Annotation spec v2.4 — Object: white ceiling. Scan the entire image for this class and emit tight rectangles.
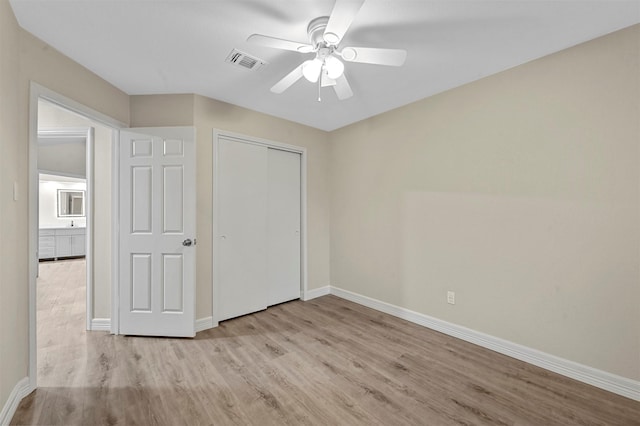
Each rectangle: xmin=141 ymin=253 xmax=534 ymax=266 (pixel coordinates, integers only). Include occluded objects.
xmin=9 ymin=0 xmax=640 ymax=131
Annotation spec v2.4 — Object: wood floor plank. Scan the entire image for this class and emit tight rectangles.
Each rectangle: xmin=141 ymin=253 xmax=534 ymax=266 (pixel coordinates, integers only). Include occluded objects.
xmin=10 ymin=259 xmax=640 ymax=425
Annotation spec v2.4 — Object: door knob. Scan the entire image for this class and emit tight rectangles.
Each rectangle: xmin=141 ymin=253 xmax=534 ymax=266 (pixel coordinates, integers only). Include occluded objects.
xmin=182 ymin=238 xmax=193 ymax=247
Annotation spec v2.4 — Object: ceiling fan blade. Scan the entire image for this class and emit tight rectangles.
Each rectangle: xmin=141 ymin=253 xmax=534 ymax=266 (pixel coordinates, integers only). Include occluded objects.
xmin=340 ymin=47 xmax=407 ymax=66
xmin=323 ymin=0 xmax=365 ymax=45
xmin=247 ymin=34 xmax=314 ymax=53
xmin=333 ymin=74 xmax=353 ymax=100
xmin=270 ymin=62 xmax=305 ymax=94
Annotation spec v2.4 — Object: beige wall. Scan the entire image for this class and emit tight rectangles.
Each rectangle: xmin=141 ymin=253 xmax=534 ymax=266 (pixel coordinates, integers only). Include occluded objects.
xmin=0 ymin=0 xmax=25 ymax=411
xmin=130 ymin=94 xmax=331 ymax=319
xmin=38 ymin=101 xmax=114 ymax=319
xmin=130 ymin=94 xmax=194 ymax=127
xmin=329 ymin=25 xmax=640 ymax=380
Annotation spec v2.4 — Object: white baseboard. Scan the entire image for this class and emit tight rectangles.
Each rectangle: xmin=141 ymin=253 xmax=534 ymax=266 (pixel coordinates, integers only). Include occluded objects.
xmin=303 ymin=285 xmax=330 ymax=301
xmin=330 ymin=286 xmax=640 ymax=402
xmin=89 ymin=318 xmax=111 ymax=331
xmin=0 ymin=377 xmax=31 ymax=426
xmin=195 ymin=316 xmax=216 ymax=333
xmin=90 ymin=317 xmax=218 ymax=334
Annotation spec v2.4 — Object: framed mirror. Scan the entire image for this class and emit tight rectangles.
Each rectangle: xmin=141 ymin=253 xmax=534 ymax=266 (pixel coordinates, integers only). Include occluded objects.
xmin=57 ymin=189 xmax=85 ymax=217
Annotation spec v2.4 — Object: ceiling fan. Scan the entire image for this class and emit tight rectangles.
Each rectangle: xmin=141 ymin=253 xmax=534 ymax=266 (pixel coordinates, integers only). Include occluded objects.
xmin=247 ymin=0 xmax=407 ymax=101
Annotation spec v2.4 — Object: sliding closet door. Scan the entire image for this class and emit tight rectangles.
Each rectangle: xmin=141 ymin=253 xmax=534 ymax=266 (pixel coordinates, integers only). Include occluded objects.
xmin=216 ymin=136 xmax=302 ymax=322
xmin=217 ymin=138 xmax=268 ymax=321
xmin=267 ymin=148 xmax=301 ymax=306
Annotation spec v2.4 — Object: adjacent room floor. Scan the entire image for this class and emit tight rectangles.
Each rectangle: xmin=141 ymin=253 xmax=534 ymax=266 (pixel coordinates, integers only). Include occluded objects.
xmin=11 ymin=260 xmax=639 ymax=425
xmin=35 ymin=258 xmax=87 ymax=390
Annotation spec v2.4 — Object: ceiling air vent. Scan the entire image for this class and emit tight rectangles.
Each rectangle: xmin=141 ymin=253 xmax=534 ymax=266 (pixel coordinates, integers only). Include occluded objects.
xmin=225 ymin=49 xmax=267 ymax=71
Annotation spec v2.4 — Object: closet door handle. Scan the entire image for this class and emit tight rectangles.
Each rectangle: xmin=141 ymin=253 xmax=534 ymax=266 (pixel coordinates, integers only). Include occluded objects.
xmin=182 ymin=238 xmax=193 ymax=247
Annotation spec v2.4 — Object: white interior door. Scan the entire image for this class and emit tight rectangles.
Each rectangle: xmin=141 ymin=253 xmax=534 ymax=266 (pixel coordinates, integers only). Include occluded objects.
xmin=119 ymin=127 xmax=196 ymax=337
xmin=217 ymin=138 xmax=269 ymax=321
xmin=267 ymin=148 xmax=301 ymax=306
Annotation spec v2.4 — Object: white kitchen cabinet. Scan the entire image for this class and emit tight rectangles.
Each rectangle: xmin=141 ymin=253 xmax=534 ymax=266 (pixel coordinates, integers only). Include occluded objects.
xmin=39 ymin=228 xmax=86 ymax=260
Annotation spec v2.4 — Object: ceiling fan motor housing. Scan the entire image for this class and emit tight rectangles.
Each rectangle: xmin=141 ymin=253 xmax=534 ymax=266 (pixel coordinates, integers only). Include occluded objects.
xmin=307 ymin=16 xmax=331 ymax=47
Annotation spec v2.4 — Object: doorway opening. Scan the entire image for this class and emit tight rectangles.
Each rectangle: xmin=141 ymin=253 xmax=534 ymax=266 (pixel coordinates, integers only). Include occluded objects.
xmin=36 ymin=100 xmax=92 ymax=388
xmin=28 ymin=84 xmax=124 ymax=391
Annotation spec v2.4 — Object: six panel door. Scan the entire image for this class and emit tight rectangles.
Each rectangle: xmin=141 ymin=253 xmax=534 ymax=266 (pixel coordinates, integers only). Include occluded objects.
xmin=119 ymin=127 xmax=196 ymax=337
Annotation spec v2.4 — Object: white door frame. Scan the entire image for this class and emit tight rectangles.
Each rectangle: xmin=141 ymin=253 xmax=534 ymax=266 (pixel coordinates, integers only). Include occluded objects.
xmin=27 ymin=82 xmax=126 ymax=392
xmin=212 ymin=129 xmax=309 ymax=326
xmin=111 ymin=128 xmax=121 ymax=335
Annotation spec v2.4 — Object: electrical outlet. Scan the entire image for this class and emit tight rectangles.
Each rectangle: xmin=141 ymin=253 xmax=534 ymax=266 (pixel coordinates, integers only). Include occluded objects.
xmin=447 ymin=291 xmax=455 ymax=305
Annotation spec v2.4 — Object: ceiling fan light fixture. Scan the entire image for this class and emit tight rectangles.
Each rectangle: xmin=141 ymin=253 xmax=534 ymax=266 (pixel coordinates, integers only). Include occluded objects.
xmin=302 ymin=58 xmax=323 ymax=82
xmin=248 ymin=0 xmax=407 ymax=101
xmin=324 ymin=55 xmax=345 ymax=79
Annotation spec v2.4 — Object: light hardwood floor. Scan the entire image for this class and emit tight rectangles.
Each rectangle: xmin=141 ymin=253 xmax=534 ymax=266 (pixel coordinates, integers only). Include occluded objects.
xmin=12 ymin=259 xmax=640 ymax=425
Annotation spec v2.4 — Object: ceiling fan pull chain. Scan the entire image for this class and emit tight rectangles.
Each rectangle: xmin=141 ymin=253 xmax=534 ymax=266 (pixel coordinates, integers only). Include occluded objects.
xmin=318 ymin=71 xmax=322 ymax=102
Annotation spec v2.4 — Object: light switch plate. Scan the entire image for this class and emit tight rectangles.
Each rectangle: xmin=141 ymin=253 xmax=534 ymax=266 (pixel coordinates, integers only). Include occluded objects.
xmin=447 ymin=291 xmax=455 ymax=305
